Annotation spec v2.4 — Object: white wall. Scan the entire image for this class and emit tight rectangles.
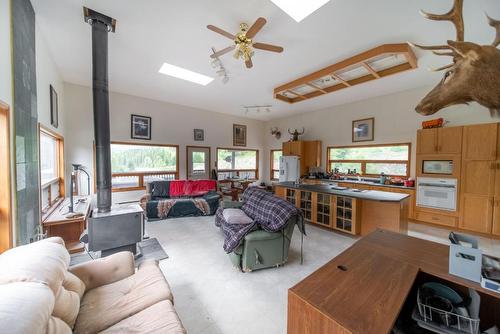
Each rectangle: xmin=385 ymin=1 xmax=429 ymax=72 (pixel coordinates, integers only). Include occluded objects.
xmin=64 ymin=83 xmax=267 ymax=202
xmin=264 ymin=86 xmax=494 ymax=182
xmin=36 ymin=27 xmax=65 ymax=137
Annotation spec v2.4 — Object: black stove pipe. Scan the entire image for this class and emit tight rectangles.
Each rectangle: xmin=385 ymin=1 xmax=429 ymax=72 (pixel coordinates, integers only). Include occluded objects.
xmin=84 ymin=8 xmax=116 ymax=213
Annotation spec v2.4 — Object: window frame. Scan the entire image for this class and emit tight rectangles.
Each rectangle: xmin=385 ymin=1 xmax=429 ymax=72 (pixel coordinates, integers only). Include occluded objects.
xmin=270 ymin=149 xmax=282 ymax=181
xmin=39 ymin=124 xmax=65 ymax=222
xmin=108 ymin=141 xmax=179 ymax=192
xmin=216 ymin=147 xmax=259 ymax=180
xmin=326 ymin=142 xmax=411 ymax=178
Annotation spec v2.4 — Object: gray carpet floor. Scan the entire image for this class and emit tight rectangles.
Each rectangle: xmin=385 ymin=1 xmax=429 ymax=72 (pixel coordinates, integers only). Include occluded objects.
xmin=147 ymin=216 xmax=358 ymax=334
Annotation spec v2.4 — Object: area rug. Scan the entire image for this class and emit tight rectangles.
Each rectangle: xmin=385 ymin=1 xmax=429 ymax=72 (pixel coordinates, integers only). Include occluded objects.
xmin=70 ymin=238 xmax=168 ymax=266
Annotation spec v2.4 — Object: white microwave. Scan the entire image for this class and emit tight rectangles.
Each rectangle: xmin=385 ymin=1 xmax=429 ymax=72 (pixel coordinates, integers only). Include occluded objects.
xmin=417 ymin=177 xmax=458 ymax=211
xmin=422 ymin=160 xmax=453 ymax=175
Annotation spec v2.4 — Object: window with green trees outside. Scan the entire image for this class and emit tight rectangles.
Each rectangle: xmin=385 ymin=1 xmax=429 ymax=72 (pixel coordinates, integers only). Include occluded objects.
xmin=327 ymin=143 xmax=410 ymax=177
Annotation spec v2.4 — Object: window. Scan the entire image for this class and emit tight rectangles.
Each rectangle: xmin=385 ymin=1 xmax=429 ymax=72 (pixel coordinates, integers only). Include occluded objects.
xmin=110 ymin=142 xmax=179 ymax=191
xmin=327 ymin=143 xmax=410 ymax=177
xmin=217 ymin=148 xmax=259 ymax=180
xmin=270 ymin=150 xmax=282 ymax=180
xmin=39 ymin=126 xmax=64 ymax=220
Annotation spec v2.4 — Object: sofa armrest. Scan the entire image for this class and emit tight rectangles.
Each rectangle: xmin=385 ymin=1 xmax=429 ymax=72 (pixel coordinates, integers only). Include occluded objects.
xmin=221 ymin=201 xmax=243 ymax=209
xmin=139 ymin=193 xmax=151 ymax=210
xmin=69 ymin=251 xmax=135 ymax=291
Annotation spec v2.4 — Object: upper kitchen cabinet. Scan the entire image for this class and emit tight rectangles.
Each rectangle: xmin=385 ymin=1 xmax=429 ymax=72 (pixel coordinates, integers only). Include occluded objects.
xmin=417 ymin=127 xmax=462 ymax=155
xmin=282 ymin=140 xmax=322 ymax=176
xmin=462 ymin=123 xmax=498 ymax=161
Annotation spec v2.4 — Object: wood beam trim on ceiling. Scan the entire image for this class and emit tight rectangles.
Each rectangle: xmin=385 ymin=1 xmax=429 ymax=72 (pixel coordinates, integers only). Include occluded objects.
xmin=306 ymin=83 xmax=327 ymax=94
xmin=286 ymin=90 xmax=307 ymax=100
xmin=330 ymin=73 xmax=351 ymax=87
xmin=361 ymin=62 xmax=380 ymax=78
xmin=275 ymin=94 xmax=293 ymax=104
xmin=273 ymin=43 xmax=412 ymax=94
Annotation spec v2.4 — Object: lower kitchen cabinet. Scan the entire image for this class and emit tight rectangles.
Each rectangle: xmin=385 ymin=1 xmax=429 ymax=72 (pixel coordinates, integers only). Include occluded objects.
xmin=415 ymin=210 xmax=457 ymax=228
xmin=459 ymin=194 xmax=494 ymax=234
xmin=299 ymin=191 xmax=313 ymax=223
xmin=492 ymin=196 xmax=500 ymax=236
xmin=333 ymin=196 xmax=359 ymax=235
xmin=316 ymin=193 xmax=333 ymax=228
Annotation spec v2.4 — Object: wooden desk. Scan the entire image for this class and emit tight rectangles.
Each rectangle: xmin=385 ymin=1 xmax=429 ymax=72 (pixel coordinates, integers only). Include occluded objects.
xmin=288 ymin=230 xmax=500 ymax=334
xmin=43 ymin=196 xmax=91 ymax=253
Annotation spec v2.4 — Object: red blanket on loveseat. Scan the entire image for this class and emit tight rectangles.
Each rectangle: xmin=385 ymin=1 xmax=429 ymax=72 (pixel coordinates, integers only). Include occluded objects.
xmin=169 ymin=180 xmax=217 ymax=197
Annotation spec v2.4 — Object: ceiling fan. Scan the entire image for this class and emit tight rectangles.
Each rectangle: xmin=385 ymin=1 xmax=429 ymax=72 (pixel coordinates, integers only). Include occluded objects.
xmin=207 ymin=17 xmax=284 ymax=69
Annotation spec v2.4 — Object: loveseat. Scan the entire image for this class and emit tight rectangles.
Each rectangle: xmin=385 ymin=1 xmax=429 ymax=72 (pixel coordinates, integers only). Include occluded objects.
xmin=140 ymin=179 xmax=220 ymax=219
xmin=215 ymin=187 xmax=304 ymax=272
xmin=0 ymin=237 xmax=186 ymax=333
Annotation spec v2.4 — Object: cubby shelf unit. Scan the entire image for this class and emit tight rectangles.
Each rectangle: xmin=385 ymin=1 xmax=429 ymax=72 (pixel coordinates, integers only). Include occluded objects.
xmin=274 ymin=43 xmax=417 ymax=104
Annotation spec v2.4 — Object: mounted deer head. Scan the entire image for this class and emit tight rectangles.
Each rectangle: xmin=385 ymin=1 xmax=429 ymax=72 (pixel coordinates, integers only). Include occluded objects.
xmin=288 ymin=128 xmax=305 ymax=141
xmin=270 ymin=127 xmax=281 ymax=139
xmin=410 ymin=0 xmax=500 ymax=116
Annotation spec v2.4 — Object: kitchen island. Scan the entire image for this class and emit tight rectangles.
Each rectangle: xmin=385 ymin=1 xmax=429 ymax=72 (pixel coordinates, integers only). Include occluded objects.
xmin=275 ymin=182 xmax=409 ymax=235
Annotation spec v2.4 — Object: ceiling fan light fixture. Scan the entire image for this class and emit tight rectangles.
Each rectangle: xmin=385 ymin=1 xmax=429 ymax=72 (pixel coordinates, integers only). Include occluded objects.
xmin=270 ymin=0 xmax=330 ymax=22
xmin=159 ymin=63 xmax=214 ymax=86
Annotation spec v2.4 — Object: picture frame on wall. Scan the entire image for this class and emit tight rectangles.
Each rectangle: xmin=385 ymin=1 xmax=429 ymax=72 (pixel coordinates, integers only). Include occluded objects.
xmin=352 ymin=117 xmax=374 ymax=142
xmin=194 ymin=129 xmax=204 ymax=141
xmin=233 ymin=124 xmax=247 ymax=147
xmin=50 ymin=85 xmax=58 ymax=128
xmin=131 ymin=114 xmax=151 ymax=140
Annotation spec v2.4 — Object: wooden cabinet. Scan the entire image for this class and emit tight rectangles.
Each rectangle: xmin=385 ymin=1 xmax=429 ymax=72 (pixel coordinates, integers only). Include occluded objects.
xmin=283 ymin=141 xmax=303 ymax=156
xmin=299 ymin=191 xmax=313 ymax=223
xmin=459 ymin=123 xmax=498 ymax=233
xmin=415 ymin=211 xmax=458 ymax=227
xmin=282 ymin=140 xmax=321 ymax=176
xmin=315 ymin=193 xmax=333 ymax=228
xmin=493 ymin=196 xmax=500 ymax=236
xmin=417 ymin=127 xmax=463 ymax=154
xmin=417 ymin=128 xmax=438 ymax=154
xmin=462 ymin=123 xmax=497 ymax=160
xmin=333 ymin=196 xmax=359 ymax=235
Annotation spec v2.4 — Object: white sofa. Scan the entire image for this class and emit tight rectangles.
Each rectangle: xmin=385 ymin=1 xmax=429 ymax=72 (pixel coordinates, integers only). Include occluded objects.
xmin=0 ymin=237 xmax=186 ymax=333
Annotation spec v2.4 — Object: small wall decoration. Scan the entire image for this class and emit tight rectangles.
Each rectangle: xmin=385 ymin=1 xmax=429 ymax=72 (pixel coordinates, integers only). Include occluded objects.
xmin=233 ymin=124 xmax=247 ymax=147
xmin=50 ymin=85 xmax=58 ymax=128
xmin=194 ymin=129 xmax=204 ymax=141
xmin=131 ymin=114 xmax=151 ymax=140
xmin=352 ymin=117 xmax=374 ymax=142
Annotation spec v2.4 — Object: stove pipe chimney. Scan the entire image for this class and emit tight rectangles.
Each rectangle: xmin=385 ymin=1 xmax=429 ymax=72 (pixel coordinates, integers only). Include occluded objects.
xmin=84 ymin=8 xmax=116 ymax=213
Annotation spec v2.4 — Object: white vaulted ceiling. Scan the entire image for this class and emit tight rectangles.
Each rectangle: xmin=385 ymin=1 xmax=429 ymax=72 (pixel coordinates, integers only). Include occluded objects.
xmin=31 ymin=0 xmax=499 ymax=120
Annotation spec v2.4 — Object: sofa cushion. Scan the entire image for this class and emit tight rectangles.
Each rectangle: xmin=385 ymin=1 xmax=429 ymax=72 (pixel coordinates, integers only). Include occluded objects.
xmin=222 ymin=208 xmax=254 ymax=225
xmin=0 ymin=238 xmax=70 ymax=296
xmin=74 ymin=260 xmax=173 ymax=334
xmin=0 ymin=281 xmax=71 ymax=334
xmin=99 ymin=300 xmax=186 ymax=334
xmin=63 ymin=271 xmax=86 ymax=299
xmin=151 ymin=180 xmax=171 ymax=198
xmin=53 ymin=286 xmax=80 ymax=329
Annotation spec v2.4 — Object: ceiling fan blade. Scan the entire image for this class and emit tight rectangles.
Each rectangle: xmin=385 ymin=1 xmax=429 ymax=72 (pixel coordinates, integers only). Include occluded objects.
xmin=210 ymin=45 xmax=236 ymax=58
xmin=246 ymin=17 xmax=267 ymax=39
xmin=207 ymin=25 xmax=236 ymax=40
xmin=253 ymin=42 xmax=284 ymax=53
xmin=245 ymin=58 xmax=253 ymax=69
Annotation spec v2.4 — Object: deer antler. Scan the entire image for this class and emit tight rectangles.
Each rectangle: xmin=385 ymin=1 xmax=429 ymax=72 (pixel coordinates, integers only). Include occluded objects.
xmin=486 ymin=14 xmax=500 ymax=47
xmin=297 ymin=127 xmax=305 ymax=135
xmin=410 ymin=0 xmax=465 ymax=71
xmin=420 ymin=0 xmax=464 ymax=41
xmin=287 ymin=128 xmax=293 ymax=135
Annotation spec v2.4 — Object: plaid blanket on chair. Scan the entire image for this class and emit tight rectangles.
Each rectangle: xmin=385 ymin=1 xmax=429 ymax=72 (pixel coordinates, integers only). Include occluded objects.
xmin=215 ymin=187 xmax=304 ymax=253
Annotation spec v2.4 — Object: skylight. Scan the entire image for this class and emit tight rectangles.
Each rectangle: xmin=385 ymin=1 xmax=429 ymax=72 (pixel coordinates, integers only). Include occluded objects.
xmin=158 ymin=63 xmax=214 ymax=86
xmin=270 ymin=0 xmax=330 ymax=22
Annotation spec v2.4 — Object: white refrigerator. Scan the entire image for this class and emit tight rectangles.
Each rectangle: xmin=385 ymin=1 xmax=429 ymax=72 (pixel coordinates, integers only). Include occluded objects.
xmin=279 ymin=156 xmax=300 ymax=183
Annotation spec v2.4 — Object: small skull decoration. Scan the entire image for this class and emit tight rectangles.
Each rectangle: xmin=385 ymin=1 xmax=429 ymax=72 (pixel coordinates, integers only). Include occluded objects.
xmin=288 ymin=128 xmax=304 ymax=141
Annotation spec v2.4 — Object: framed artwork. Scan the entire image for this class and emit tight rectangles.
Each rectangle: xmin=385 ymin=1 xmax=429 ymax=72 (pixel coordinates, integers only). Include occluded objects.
xmin=131 ymin=114 xmax=151 ymax=140
xmin=194 ymin=129 xmax=204 ymax=141
xmin=50 ymin=85 xmax=58 ymax=128
xmin=233 ymin=124 xmax=247 ymax=147
xmin=352 ymin=117 xmax=374 ymax=142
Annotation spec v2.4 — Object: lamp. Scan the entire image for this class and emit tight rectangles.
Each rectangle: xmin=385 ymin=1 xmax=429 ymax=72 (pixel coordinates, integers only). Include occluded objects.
xmin=69 ymin=163 xmax=91 ymax=213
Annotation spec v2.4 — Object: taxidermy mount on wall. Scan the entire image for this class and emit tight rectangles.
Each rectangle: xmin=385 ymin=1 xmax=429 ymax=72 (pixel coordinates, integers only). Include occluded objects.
xmin=288 ymin=128 xmax=304 ymax=141
xmin=410 ymin=0 xmax=500 ymax=116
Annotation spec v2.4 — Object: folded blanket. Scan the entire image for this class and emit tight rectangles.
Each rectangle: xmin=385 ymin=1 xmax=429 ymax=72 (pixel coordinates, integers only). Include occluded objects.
xmin=155 ymin=197 xmax=212 ymax=219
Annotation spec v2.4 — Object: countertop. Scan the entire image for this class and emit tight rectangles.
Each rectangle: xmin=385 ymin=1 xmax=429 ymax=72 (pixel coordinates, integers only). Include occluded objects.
xmin=276 ymin=182 xmax=410 ymax=202
xmin=308 ymin=178 xmax=415 ymax=190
